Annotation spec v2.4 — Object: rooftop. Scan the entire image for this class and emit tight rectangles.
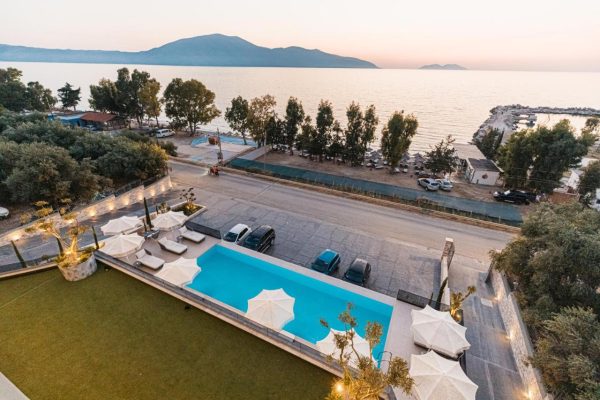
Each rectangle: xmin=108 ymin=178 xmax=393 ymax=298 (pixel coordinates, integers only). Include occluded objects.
xmin=0 ymin=269 xmax=331 ymax=399
xmin=80 ymin=111 xmax=117 ymax=123
xmin=467 ymin=158 xmax=502 ymax=172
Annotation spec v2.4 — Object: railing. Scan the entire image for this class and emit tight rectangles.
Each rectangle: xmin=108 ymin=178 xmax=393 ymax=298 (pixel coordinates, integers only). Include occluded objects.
xmin=396 ymin=288 xmax=450 ymax=312
xmin=0 ymin=255 xmax=58 ymax=274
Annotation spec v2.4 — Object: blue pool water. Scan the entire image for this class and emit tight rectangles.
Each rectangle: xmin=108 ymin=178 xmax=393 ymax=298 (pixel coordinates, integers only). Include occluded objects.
xmin=191 ymin=135 xmax=257 ymax=147
xmin=187 ymin=245 xmax=393 ymax=359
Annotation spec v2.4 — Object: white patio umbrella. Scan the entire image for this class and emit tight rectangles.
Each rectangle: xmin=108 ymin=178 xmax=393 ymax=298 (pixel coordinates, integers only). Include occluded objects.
xmin=152 ymin=211 xmax=187 ymax=231
xmin=100 ymin=216 xmax=143 ymax=235
xmin=316 ymin=329 xmax=372 ymax=367
xmin=101 ymin=233 xmax=145 ymax=258
xmin=411 ymin=305 xmax=470 ymax=358
xmin=409 ymin=351 xmax=478 ymax=400
xmin=155 ymin=257 xmax=201 ymax=287
xmin=245 ymin=289 xmax=295 ymax=330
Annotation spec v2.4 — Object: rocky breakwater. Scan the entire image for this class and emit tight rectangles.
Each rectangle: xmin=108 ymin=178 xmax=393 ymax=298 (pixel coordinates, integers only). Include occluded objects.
xmin=473 ymin=104 xmax=600 ymax=142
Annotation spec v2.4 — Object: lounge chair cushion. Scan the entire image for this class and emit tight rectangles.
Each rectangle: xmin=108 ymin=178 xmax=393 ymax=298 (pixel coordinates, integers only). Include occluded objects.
xmin=180 ymin=227 xmax=206 ymax=243
xmin=158 ymin=237 xmax=188 ymax=255
xmin=138 ymin=254 xmax=165 ymax=270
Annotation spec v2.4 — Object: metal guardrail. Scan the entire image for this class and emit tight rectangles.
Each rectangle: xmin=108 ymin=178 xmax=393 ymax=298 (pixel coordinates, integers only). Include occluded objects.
xmin=95 ymin=252 xmax=339 ymax=373
xmin=396 ymin=289 xmax=450 ymax=312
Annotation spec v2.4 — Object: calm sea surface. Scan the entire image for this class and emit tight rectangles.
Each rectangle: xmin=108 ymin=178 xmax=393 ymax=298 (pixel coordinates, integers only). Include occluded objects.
xmin=2 ymin=62 xmax=599 ymax=152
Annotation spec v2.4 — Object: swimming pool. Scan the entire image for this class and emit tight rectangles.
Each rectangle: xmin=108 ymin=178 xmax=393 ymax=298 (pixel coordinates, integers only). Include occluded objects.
xmin=191 ymin=135 xmax=257 ymax=147
xmin=187 ymin=244 xmax=393 ymax=360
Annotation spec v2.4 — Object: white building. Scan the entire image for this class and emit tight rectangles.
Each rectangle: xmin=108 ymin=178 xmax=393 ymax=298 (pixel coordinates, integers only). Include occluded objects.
xmin=565 ymin=157 xmax=599 ymax=192
xmin=453 ymin=143 xmax=502 ymax=186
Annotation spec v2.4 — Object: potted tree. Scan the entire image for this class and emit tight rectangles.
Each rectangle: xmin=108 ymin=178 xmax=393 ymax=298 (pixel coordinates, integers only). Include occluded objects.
xmin=321 ymin=304 xmax=413 ymax=399
xmin=171 ymin=188 xmax=204 ymax=218
xmin=24 ymin=200 xmax=97 ymax=281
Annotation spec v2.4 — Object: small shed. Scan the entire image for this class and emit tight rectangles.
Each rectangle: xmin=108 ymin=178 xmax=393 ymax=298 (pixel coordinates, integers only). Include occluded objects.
xmin=453 ymin=143 xmax=502 ymax=186
xmin=465 ymin=158 xmax=501 ymax=185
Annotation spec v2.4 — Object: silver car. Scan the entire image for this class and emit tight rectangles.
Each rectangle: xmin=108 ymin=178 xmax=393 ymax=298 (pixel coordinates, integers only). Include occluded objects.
xmin=417 ymin=178 xmax=440 ymax=191
xmin=436 ymin=179 xmax=454 ymax=191
xmin=0 ymin=206 xmax=9 ymax=219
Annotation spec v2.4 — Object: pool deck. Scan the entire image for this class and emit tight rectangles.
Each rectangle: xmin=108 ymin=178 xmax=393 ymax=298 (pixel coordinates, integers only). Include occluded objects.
xmin=101 ymin=237 xmax=431 ymax=399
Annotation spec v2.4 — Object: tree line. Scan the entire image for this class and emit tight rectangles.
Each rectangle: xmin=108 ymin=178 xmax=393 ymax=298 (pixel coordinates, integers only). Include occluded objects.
xmin=0 ymin=111 xmax=170 ymax=207
xmin=493 ymin=203 xmax=600 ymax=400
xmin=225 ymin=95 xmax=427 ymax=170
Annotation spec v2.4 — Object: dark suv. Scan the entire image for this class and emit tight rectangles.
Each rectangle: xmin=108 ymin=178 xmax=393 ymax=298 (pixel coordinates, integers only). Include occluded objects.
xmin=493 ymin=190 xmax=535 ymax=205
xmin=241 ymin=225 xmax=276 ymax=253
xmin=342 ymin=258 xmax=371 ymax=286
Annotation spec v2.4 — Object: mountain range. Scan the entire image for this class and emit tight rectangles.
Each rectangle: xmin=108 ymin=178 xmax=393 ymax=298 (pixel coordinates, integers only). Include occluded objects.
xmin=419 ymin=64 xmax=467 ymax=70
xmin=0 ymin=34 xmax=377 ymax=69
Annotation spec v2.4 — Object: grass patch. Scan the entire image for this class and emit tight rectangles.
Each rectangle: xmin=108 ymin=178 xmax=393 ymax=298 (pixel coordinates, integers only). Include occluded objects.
xmin=0 ymin=269 xmax=332 ymax=400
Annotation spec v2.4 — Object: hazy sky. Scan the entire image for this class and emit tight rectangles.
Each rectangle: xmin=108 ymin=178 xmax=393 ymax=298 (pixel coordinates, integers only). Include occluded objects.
xmin=2 ymin=0 xmax=599 ymax=71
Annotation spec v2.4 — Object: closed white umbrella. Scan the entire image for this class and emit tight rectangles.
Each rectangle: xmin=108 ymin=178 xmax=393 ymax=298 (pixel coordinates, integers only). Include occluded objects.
xmin=246 ymin=289 xmax=295 ymax=330
xmin=409 ymin=351 xmax=478 ymax=400
xmin=155 ymin=257 xmax=201 ymax=287
xmin=101 ymin=234 xmax=145 ymax=258
xmin=100 ymin=216 xmax=143 ymax=235
xmin=152 ymin=211 xmax=187 ymax=231
xmin=411 ymin=305 xmax=470 ymax=358
xmin=317 ymin=329 xmax=372 ymax=367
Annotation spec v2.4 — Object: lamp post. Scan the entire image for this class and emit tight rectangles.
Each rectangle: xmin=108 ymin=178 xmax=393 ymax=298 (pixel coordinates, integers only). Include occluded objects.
xmin=216 ymin=128 xmax=223 ymax=165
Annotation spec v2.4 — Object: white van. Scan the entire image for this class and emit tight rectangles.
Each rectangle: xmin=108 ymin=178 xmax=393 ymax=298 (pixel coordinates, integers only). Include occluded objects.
xmin=155 ymin=128 xmax=175 ymax=138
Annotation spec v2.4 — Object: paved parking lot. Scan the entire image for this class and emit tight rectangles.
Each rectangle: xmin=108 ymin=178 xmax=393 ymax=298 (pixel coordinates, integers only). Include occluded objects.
xmin=192 ymin=196 xmax=442 ymax=298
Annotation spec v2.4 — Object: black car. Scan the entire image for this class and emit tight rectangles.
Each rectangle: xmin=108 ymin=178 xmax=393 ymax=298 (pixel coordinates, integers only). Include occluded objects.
xmin=310 ymin=249 xmax=341 ymax=275
xmin=493 ymin=190 xmax=534 ymax=205
xmin=342 ymin=258 xmax=371 ymax=286
xmin=241 ymin=225 xmax=276 ymax=253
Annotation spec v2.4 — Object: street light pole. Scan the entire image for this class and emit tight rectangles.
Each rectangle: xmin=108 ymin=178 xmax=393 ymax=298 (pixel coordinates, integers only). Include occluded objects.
xmin=217 ymin=128 xmax=223 ymax=165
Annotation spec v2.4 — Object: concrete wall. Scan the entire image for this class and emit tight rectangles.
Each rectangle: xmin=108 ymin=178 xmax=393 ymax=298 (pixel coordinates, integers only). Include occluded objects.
xmin=467 ymin=167 xmax=500 ymax=186
xmin=0 ymin=176 xmax=172 ymax=247
xmin=490 ymin=269 xmax=551 ymax=400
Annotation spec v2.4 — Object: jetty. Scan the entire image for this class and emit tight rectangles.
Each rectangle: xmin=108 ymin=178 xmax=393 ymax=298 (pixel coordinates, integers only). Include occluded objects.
xmin=473 ymin=105 xmax=600 ymax=143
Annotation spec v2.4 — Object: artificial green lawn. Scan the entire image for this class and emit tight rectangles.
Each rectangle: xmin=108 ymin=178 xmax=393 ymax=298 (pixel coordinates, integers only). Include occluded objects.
xmin=0 ymin=268 xmax=332 ymax=400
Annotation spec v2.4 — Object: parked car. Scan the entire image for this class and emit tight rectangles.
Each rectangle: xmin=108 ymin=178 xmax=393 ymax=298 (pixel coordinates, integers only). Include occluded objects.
xmin=0 ymin=206 xmax=9 ymax=220
xmin=241 ymin=225 xmax=276 ymax=253
xmin=342 ymin=258 xmax=372 ymax=286
xmin=436 ymin=179 xmax=454 ymax=191
xmin=493 ymin=190 xmax=532 ymax=205
xmin=310 ymin=249 xmax=341 ymax=275
xmin=417 ymin=178 xmax=440 ymax=191
xmin=155 ymin=128 xmax=175 ymax=138
xmin=223 ymin=223 xmax=252 ymax=245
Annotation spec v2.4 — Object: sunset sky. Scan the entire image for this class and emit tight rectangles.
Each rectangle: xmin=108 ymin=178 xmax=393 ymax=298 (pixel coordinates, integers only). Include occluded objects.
xmin=3 ymin=0 xmax=599 ymax=71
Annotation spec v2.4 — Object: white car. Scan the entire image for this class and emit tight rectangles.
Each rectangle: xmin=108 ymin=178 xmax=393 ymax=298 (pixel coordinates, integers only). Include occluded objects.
xmin=417 ymin=178 xmax=440 ymax=191
xmin=436 ymin=179 xmax=454 ymax=191
xmin=223 ymin=224 xmax=252 ymax=245
xmin=0 ymin=207 xmax=9 ymax=219
xmin=155 ymin=128 xmax=175 ymax=138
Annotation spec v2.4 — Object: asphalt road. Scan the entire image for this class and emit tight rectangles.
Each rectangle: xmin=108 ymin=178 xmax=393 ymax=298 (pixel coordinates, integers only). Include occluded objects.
xmin=169 ymin=160 xmax=514 ymax=262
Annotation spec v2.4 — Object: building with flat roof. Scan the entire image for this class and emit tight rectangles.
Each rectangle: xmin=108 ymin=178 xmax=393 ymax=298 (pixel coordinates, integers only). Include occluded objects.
xmin=453 ymin=143 xmax=502 ymax=186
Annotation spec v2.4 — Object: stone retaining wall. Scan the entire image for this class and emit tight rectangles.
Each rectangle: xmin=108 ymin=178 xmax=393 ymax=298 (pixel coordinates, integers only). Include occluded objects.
xmin=0 ymin=176 xmax=172 ymax=247
xmin=490 ymin=269 xmax=551 ymax=400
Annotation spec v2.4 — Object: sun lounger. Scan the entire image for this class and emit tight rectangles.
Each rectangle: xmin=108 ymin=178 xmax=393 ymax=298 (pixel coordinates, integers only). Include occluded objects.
xmin=179 ymin=226 xmax=206 ymax=243
xmin=158 ymin=237 xmax=188 ymax=255
xmin=135 ymin=249 xmax=165 ymax=270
